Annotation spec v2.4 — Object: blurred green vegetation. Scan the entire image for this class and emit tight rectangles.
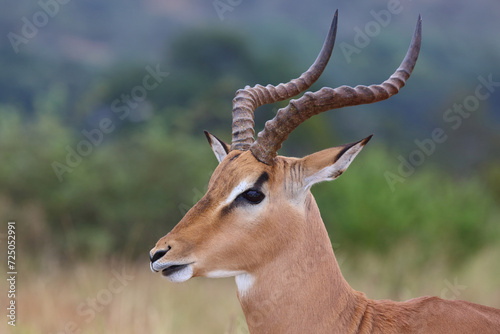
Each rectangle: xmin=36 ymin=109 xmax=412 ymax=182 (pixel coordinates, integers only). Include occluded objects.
xmin=316 ymin=148 xmax=499 ymax=266
xmin=0 ymin=99 xmax=498 ymax=267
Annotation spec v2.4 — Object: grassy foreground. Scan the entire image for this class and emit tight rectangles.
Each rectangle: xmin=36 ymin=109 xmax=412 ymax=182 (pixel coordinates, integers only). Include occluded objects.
xmin=3 ymin=247 xmax=500 ymax=334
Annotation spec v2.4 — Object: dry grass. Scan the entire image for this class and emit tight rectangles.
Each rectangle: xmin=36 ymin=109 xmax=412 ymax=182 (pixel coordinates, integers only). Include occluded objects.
xmin=2 ymin=261 xmax=244 ymax=334
xmin=2 ymin=247 xmax=500 ymax=334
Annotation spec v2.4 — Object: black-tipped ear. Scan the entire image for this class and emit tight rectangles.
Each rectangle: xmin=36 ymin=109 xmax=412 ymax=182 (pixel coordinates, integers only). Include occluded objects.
xmin=301 ymin=135 xmax=373 ymax=189
xmin=204 ymin=131 xmax=230 ymax=164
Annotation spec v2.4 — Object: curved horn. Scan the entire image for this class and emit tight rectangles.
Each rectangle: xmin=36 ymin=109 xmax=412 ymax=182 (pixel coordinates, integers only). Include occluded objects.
xmin=251 ymin=15 xmax=423 ymax=165
xmin=231 ymin=10 xmax=339 ymax=151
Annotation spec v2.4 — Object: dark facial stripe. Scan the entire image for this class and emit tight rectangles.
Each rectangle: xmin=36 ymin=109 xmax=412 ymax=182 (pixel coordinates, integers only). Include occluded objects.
xmin=253 ymin=172 xmax=269 ymax=190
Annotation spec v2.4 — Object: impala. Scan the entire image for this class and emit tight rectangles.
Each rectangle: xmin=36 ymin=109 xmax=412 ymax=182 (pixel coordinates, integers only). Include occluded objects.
xmin=150 ymin=11 xmax=500 ymax=333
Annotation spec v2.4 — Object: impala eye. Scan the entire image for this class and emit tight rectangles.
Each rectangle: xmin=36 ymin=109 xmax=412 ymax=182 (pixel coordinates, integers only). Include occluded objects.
xmin=239 ymin=189 xmax=265 ymax=204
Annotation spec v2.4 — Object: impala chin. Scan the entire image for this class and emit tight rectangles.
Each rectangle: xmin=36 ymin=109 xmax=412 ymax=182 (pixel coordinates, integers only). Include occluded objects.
xmin=162 ymin=264 xmax=194 ymax=283
xmin=151 ymin=261 xmax=195 ymax=283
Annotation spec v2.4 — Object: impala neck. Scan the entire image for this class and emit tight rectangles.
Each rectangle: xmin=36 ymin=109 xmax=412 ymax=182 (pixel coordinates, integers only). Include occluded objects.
xmin=237 ymin=193 xmax=368 ymax=334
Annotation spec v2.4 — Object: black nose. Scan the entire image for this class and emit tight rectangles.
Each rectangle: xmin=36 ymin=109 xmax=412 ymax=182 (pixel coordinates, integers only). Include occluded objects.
xmin=150 ymin=246 xmax=171 ymax=263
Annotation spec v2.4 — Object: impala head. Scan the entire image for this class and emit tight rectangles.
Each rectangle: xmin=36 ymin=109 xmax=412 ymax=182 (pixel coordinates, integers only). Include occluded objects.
xmin=150 ymin=11 xmax=421 ymax=283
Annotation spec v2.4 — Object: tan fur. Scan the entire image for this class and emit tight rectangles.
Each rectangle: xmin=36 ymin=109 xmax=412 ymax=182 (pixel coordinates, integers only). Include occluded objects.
xmin=151 ymin=149 xmax=500 ymax=333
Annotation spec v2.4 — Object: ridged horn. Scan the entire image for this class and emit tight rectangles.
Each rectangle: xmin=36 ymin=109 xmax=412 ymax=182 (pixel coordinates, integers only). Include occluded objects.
xmin=230 ymin=10 xmax=339 ymax=151
xmin=250 ymin=15 xmax=422 ymax=165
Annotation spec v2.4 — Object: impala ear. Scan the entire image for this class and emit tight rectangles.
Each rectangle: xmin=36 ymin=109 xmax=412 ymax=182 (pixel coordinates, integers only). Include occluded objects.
xmin=204 ymin=131 xmax=230 ymax=164
xmin=301 ymin=135 xmax=372 ymax=189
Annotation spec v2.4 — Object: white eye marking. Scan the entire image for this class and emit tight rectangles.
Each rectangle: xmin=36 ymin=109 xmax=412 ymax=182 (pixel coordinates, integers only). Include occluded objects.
xmin=235 ymin=273 xmax=254 ymax=297
xmin=221 ymin=180 xmax=251 ymax=206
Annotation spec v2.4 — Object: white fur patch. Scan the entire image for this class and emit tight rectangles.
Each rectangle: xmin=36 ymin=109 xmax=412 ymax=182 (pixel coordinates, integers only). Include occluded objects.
xmin=235 ymin=273 xmax=254 ymax=297
xmin=163 ymin=264 xmax=194 ymax=283
xmin=206 ymin=270 xmax=245 ymax=278
xmin=221 ymin=180 xmax=251 ymax=206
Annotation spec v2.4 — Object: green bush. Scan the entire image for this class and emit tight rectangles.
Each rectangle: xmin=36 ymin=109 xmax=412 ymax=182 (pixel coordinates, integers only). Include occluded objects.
xmin=314 ymin=146 xmax=499 ymax=265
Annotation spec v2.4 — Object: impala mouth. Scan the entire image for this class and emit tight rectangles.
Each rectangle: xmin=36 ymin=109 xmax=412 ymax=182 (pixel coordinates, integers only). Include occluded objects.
xmin=151 ymin=261 xmax=195 ymax=283
xmin=161 ymin=264 xmax=189 ymax=277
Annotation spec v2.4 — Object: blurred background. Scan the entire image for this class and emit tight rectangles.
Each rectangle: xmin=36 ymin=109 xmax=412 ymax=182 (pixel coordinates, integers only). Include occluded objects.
xmin=1 ymin=0 xmax=499 ymax=333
